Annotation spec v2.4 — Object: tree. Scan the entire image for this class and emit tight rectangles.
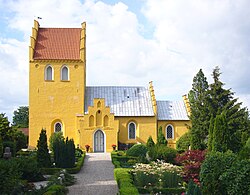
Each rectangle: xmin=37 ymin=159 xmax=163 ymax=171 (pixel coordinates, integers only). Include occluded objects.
xmin=146 ymin=136 xmax=155 ymax=148
xmin=157 ymin=126 xmax=167 ymax=145
xmin=37 ymin=129 xmax=51 ymax=168
xmin=12 ymin=106 xmax=29 ymax=128
xmin=0 ymin=113 xmax=12 ymax=141
xmin=188 ymin=69 xmax=210 ymax=150
xmin=212 ymin=112 xmax=229 ymax=152
xmin=49 ymin=131 xmax=64 ymax=151
xmin=176 ymin=132 xmax=191 ymax=151
xmin=208 ymin=66 xmax=249 ymax=152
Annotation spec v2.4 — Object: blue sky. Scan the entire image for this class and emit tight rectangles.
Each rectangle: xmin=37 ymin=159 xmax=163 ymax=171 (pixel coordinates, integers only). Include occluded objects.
xmin=0 ymin=0 xmax=250 ymax=122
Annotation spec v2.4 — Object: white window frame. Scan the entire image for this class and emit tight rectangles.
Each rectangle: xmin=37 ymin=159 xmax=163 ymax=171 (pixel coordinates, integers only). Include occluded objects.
xmin=54 ymin=122 xmax=63 ymax=133
xmin=61 ymin=65 xmax=69 ymax=81
xmin=128 ymin=122 xmax=136 ymax=140
xmin=166 ymin=124 xmax=174 ymax=139
xmin=45 ymin=65 xmax=54 ymax=81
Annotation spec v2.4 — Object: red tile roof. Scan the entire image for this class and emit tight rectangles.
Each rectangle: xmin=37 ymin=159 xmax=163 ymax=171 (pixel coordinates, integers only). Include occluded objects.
xmin=34 ymin=28 xmax=81 ymax=60
xmin=18 ymin=128 xmax=29 ymax=136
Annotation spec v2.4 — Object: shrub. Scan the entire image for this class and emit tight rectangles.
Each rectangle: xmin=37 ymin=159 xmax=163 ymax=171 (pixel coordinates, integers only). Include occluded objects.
xmin=0 ymin=159 xmax=21 ymax=194
xmin=48 ymin=170 xmax=76 ymax=186
xmin=186 ymin=180 xmax=202 ymax=195
xmin=200 ymin=151 xmax=236 ymax=195
xmin=16 ymin=156 xmax=44 ymax=182
xmin=37 ymin=129 xmax=51 ymax=168
xmin=146 ymin=136 xmax=155 ymax=148
xmin=176 ymin=132 xmax=191 ymax=151
xmin=157 ymin=126 xmax=167 ymax=145
xmin=220 ymin=159 xmax=250 ymax=195
xmin=148 ymin=145 xmax=177 ymax=164
xmin=126 ymin=144 xmax=147 ymax=157
xmin=44 ymin=184 xmax=68 ymax=194
xmin=175 ymin=150 xmax=206 ymax=184
xmin=0 ymin=136 xmax=3 ymax=157
xmin=53 ymin=137 xmax=75 ymax=168
xmin=114 ymin=168 xmax=139 ymax=195
xmin=238 ymin=137 xmax=250 ymax=160
xmin=49 ymin=132 xmax=64 ymax=151
xmin=162 ymin=171 xmax=181 ymax=188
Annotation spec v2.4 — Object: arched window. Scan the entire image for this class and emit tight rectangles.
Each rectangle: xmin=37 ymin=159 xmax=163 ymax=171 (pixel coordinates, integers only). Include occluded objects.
xmin=45 ymin=65 xmax=53 ymax=81
xmin=61 ymin=65 xmax=69 ymax=81
xmin=54 ymin=122 xmax=62 ymax=132
xmin=128 ymin=122 xmax=136 ymax=139
xmin=89 ymin=115 xmax=94 ymax=127
xmin=166 ymin=125 xmax=174 ymax=139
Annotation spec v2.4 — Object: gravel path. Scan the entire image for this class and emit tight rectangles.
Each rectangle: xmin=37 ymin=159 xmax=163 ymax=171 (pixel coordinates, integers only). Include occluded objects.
xmin=68 ymin=153 xmax=118 ymax=195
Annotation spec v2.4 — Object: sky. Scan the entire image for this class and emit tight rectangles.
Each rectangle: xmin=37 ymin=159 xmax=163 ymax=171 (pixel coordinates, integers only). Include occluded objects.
xmin=0 ymin=0 xmax=250 ymax=122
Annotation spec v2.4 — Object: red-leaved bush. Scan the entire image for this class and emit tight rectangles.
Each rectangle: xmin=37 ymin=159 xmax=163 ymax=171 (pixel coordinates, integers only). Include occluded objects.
xmin=175 ymin=150 xmax=206 ymax=185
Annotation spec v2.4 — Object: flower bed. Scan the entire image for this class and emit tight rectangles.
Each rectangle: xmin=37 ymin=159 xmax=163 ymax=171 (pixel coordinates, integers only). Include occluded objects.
xmin=131 ymin=160 xmax=185 ymax=194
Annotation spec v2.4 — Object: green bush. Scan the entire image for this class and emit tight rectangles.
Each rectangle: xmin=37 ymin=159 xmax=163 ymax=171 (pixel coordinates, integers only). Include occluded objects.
xmin=146 ymin=136 xmax=155 ymax=148
xmin=48 ymin=170 xmax=76 ymax=186
xmin=44 ymin=184 xmax=68 ymax=195
xmin=126 ymin=144 xmax=147 ymax=157
xmin=0 ymin=136 xmax=3 ymax=157
xmin=42 ymin=153 xmax=85 ymax=174
xmin=37 ymin=129 xmax=51 ymax=168
xmin=238 ymin=137 xmax=250 ymax=160
xmin=49 ymin=132 xmax=64 ymax=151
xmin=162 ymin=171 xmax=181 ymax=188
xmin=0 ymin=159 xmax=21 ymax=194
xmin=114 ymin=168 xmax=139 ymax=195
xmin=157 ymin=126 xmax=167 ymax=145
xmin=176 ymin=132 xmax=191 ymax=151
xmin=220 ymin=159 xmax=250 ymax=195
xmin=200 ymin=151 xmax=236 ymax=195
xmin=148 ymin=145 xmax=177 ymax=164
xmin=16 ymin=156 xmax=44 ymax=182
xmin=186 ymin=180 xmax=202 ymax=195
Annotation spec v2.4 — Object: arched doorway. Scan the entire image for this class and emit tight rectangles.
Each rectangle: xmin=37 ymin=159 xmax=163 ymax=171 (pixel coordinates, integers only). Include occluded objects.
xmin=94 ymin=130 xmax=105 ymax=152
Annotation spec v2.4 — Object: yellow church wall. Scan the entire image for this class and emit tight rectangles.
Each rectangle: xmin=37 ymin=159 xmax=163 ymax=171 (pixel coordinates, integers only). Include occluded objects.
xmin=29 ymin=61 xmax=85 ymax=147
xmin=157 ymin=120 xmax=190 ymax=148
xmin=115 ymin=116 xmax=157 ymax=145
xmin=77 ymin=99 xmax=119 ymax=152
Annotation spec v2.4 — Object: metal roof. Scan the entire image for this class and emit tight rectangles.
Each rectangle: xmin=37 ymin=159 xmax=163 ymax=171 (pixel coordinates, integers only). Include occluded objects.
xmin=157 ymin=100 xmax=189 ymax=120
xmin=85 ymin=86 xmax=155 ymax=116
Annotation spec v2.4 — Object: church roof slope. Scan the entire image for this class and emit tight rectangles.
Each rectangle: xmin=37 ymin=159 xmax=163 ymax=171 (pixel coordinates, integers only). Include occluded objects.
xmin=85 ymin=86 xmax=155 ymax=116
xmin=34 ymin=28 xmax=81 ymax=60
xmin=157 ymin=100 xmax=189 ymax=120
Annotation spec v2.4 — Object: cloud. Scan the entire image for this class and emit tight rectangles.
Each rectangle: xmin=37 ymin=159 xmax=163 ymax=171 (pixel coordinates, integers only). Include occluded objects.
xmin=0 ymin=0 xmax=250 ymax=121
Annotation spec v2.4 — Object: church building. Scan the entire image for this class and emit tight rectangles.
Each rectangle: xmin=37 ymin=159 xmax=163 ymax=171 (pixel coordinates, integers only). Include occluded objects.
xmin=29 ymin=20 xmax=190 ymax=152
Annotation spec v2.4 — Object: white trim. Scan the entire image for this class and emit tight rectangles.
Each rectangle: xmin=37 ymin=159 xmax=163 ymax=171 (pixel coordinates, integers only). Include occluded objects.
xmin=45 ymin=65 xmax=54 ymax=81
xmin=128 ymin=122 xmax=136 ymax=140
xmin=93 ymin=129 xmax=106 ymax=153
xmin=60 ymin=65 xmax=70 ymax=81
xmin=54 ymin=122 xmax=63 ymax=133
xmin=166 ymin=124 xmax=174 ymax=139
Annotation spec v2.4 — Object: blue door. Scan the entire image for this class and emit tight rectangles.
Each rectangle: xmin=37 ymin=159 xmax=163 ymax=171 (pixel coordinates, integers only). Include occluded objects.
xmin=94 ymin=130 xmax=104 ymax=152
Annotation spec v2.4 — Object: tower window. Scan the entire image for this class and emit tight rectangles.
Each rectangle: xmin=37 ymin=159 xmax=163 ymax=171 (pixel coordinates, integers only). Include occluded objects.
xmin=54 ymin=122 xmax=62 ymax=132
xmin=45 ymin=65 xmax=53 ymax=81
xmin=166 ymin=125 xmax=174 ymax=139
xmin=61 ymin=65 xmax=69 ymax=81
xmin=128 ymin=122 xmax=136 ymax=139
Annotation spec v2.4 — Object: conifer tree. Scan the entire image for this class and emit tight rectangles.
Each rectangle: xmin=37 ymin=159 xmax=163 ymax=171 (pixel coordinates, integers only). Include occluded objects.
xmin=188 ymin=69 xmax=210 ymax=149
xmin=146 ymin=136 xmax=155 ymax=148
xmin=208 ymin=66 xmax=249 ymax=152
xmin=207 ymin=117 xmax=214 ymax=152
xmin=157 ymin=126 xmax=167 ymax=145
xmin=37 ymin=129 xmax=51 ymax=168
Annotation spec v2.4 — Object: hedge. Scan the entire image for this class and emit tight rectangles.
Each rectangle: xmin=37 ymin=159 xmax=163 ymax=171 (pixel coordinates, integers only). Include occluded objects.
xmin=112 ymin=151 xmax=138 ymax=168
xmin=114 ymin=168 xmax=139 ymax=195
xmin=41 ymin=152 xmax=85 ymax=175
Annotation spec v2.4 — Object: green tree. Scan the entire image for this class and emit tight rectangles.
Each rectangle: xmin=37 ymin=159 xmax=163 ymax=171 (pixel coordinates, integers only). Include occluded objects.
xmin=157 ymin=126 xmax=167 ymax=145
xmin=208 ymin=66 xmax=249 ymax=152
xmin=188 ymin=69 xmax=210 ymax=150
xmin=146 ymin=136 xmax=155 ymax=148
xmin=12 ymin=106 xmax=29 ymax=128
xmin=207 ymin=116 xmax=214 ymax=152
xmin=212 ymin=112 xmax=230 ymax=152
xmin=49 ymin=131 xmax=64 ymax=151
xmin=0 ymin=113 xmax=13 ymax=141
xmin=37 ymin=129 xmax=51 ymax=168
xmin=176 ymin=132 xmax=191 ymax=151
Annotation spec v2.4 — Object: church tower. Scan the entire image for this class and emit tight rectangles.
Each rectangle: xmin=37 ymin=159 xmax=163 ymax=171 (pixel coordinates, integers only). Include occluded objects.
xmin=29 ymin=20 xmax=86 ymax=147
